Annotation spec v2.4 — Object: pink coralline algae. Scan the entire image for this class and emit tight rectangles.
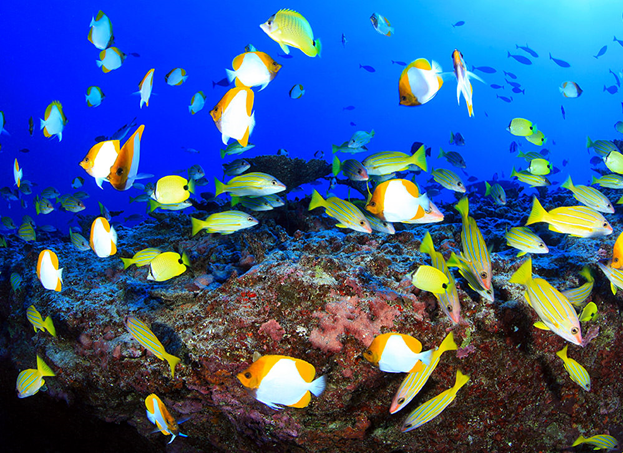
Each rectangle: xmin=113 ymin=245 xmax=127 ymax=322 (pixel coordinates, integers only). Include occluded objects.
xmin=309 ymin=296 xmax=399 ymax=353
xmin=258 ymin=319 xmax=285 ymax=342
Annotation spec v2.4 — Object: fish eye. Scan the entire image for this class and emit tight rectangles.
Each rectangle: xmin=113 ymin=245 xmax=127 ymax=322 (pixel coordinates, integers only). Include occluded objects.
xmin=183 ymin=185 xmax=189 ymax=190
xmin=247 ymin=217 xmax=254 ymax=221
xmin=442 ymin=283 xmax=447 ymax=289
xmin=404 ymin=423 xmax=412 ymax=429
xmin=457 ymin=182 xmax=463 ymax=187
xmin=359 ymin=221 xmax=365 ymax=226
xmin=603 ymin=222 xmax=608 ymax=227
xmin=244 ymin=372 xmax=251 ymax=378
xmin=398 ymin=397 xmax=405 ymax=404
xmin=84 ymin=157 xmax=89 ymax=162
xmin=571 ymin=327 xmax=578 ymax=334
xmin=480 ymin=272 xmax=487 ymax=279
xmin=364 ymin=350 xmax=372 ymax=355
xmin=539 ymin=243 xmax=544 ymax=248
xmin=447 ymin=305 xmax=452 ymax=311
xmin=178 ymin=259 xmax=183 ymax=265
xmin=615 ymin=257 xmax=619 ymax=263
xmin=401 ymin=96 xmax=407 ymax=101
xmin=369 ymin=201 xmax=376 ymax=207
xmin=116 ymin=168 xmax=124 ymax=176
xmin=271 ymin=180 xmax=277 ymax=185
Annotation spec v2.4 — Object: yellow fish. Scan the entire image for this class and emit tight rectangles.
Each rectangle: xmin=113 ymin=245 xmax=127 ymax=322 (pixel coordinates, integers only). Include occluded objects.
xmin=152 ymin=175 xmax=195 ymax=205
xmin=125 ymin=317 xmax=181 ymax=377
xmin=26 ymin=305 xmax=56 ymax=337
xmin=148 ymin=252 xmax=190 ymax=282
xmin=16 ymin=355 xmax=55 ymax=398
xmin=410 ymin=265 xmax=449 ymax=294
xmin=145 ymin=394 xmax=187 ymax=444
xmin=260 ymin=9 xmax=321 ymax=57
xmin=210 ymin=87 xmax=255 ymax=148
xmin=507 ymin=118 xmax=537 ymax=136
xmin=36 ymin=249 xmax=63 ymax=292
xmin=526 ymin=197 xmax=612 ymax=238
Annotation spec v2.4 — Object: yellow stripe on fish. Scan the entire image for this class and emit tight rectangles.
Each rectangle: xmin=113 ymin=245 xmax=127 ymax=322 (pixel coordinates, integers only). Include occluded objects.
xmin=362 ymin=145 xmax=427 ymax=176
xmin=26 ymin=305 xmax=56 ymax=337
xmin=446 ymin=252 xmax=495 ymax=302
xmin=431 ymin=168 xmax=465 ymax=192
xmin=597 ymin=260 xmax=623 ymax=295
xmin=562 ymin=176 xmax=614 ymax=213
xmin=390 ymin=332 xmax=458 ymax=414
xmin=125 ymin=316 xmax=180 ymax=377
xmin=215 ymin=172 xmax=286 ymax=198
xmin=16 ymin=355 xmax=55 ymax=398
xmin=504 ymin=226 xmax=549 ymax=257
xmin=120 ymin=248 xmax=161 ymax=270
xmin=455 ymin=197 xmax=492 ymax=290
xmin=572 ymin=434 xmax=619 ymax=450
xmin=511 ymin=167 xmax=550 ymax=187
xmin=191 ymin=210 xmax=258 ymax=236
xmin=526 ymin=197 xmax=612 ymax=238
xmin=509 ymin=257 xmax=582 ymax=345
xmin=309 ymin=190 xmax=371 ymax=233
xmin=561 ymin=266 xmax=594 ymax=307
xmin=556 ymin=345 xmax=590 ymax=391
xmin=401 ymin=370 xmax=469 ymax=432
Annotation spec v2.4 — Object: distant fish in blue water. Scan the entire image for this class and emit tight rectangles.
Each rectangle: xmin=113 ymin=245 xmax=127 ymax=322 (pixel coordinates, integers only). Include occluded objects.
xmin=96 ymin=47 xmax=125 ymax=73
xmin=391 ymin=60 xmax=407 ymax=66
xmin=40 ymin=101 xmax=67 ymax=142
xmin=212 ymin=77 xmax=231 ymax=88
xmin=350 ymin=122 xmax=356 ymax=126
xmin=549 ymin=53 xmax=570 ymax=67
xmin=516 ymin=44 xmax=538 ymax=58
xmin=277 ymin=53 xmax=293 ymax=59
xmin=277 ymin=148 xmax=288 ymax=156
xmin=512 ymin=87 xmax=525 ymax=94
xmin=490 ymin=84 xmax=504 ymax=89
xmin=165 ymin=68 xmax=188 ymax=86
xmin=609 ymin=69 xmax=620 ymax=87
xmin=497 ymin=94 xmax=513 ymax=103
xmin=562 ymin=159 xmax=568 ymax=166
xmin=137 ymin=69 xmax=155 ymax=108
xmin=343 ymin=105 xmax=355 ymax=110
xmin=87 ymin=10 xmax=114 ymax=50
xmin=450 ymin=131 xmax=465 ymax=146
xmin=594 ymin=45 xmax=607 ymax=59
xmin=370 ymin=13 xmax=394 ymax=36
xmin=503 ymin=71 xmax=517 ymax=79
xmin=509 ymin=141 xmax=519 ymax=153
xmin=604 ymin=85 xmax=619 ymax=94
xmin=561 ymin=105 xmax=566 ymax=119
xmin=289 ymin=84 xmax=305 ymax=99
xmin=452 ymin=20 xmax=465 ymax=27
xmin=560 ymin=81 xmax=582 ymax=98
xmin=341 ymin=33 xmax=347 ymax=47
xmin=452 ymin=49 xmax=483 ymax=117
xmin=85 ymin=86 xmax=105 ymax=107
xmin=472 ymin=65 xmax=496 ymax=74
xmin=507 ymin=52 xmax=532 ymax=65
xmin=189 ymin=91 xmax=206 ymax=115
xmin=222 ymin=159 xmax=250 ymax=176
xmin=615 ymin=36 xmax=623 ymax=47
xmin=360 ymin=64 xmax=376 ymax=72
xmin=590 ymin=156 xmax=602 ymax=166
xmin=506 ymin=80 xmax=521 ymax=88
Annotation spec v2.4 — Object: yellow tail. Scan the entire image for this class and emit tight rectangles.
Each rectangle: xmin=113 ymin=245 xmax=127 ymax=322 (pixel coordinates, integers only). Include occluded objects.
xmin=509 ymin=257 xmax=533 ymax=286
xmin=409 ymin=145 xmax=427 ymax=172
xmin=525 ymin=197 xmax=549 ymax=226
xmin=453 ymin=370 xmax=470 ymax=391
xmin=191 ymin=217 xmax=207 ymax=237
xmin=43 ymin=316 xmax=56 ymax=337
xmin=309 ymin=190 xmax=325 ymax=211
xmin=163 ymin=352 xmax=181 ymax=378
xmin=572 ymin=435 xmax=587 ymax=447
xmin=438 ymin=331 xmax=458 ymax=354
xmin=419 ymin=231 xmax=435 ymax=256
xmin=36 ymin=355 xmax=55 ymax=377
xmin=121 ymin=258 xmax=134 ymax=270
xmin=454 ymin=196 xmax=469 ymax=221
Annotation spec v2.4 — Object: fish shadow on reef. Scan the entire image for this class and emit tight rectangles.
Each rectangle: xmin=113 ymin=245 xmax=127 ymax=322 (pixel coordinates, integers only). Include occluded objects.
xmin=151 ymin=322 xmax=188 ymax=364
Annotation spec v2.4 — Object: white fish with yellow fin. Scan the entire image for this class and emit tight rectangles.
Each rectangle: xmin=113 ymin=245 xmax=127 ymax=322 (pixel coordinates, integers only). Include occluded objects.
xmin=36 ymin=249 xmax=63 ymax=292
xmin=90 ymin=216 xmax=117 ymax=258
xmin=85 ymin=86 xmax=105 ymax=107
xmin=145 ymin=394 xmax=187 ymax=444
xmin=452 ymin=49 xmax=483 ymax=117
xmin=398 ymin=58 xmax=444 ymax=106
xmin=40 ymin=101 xmax=67 ymax=141
xmin=188 ymin=91 xmax=206 ymax=115
xmin=80 ymin=140 xmax=120 ymax=188
xmin=87 ymin=10 xmax=114 ymax=50
xmin=364 ymin=333 xmax=433 ymax=373
xmin=96 ymin=47 xmax=125 ymax=73
xmin=107 ymin=125 xmax=146 ymax=191
xmin=210 ymin=87 xmax=255 ymax=147
xmin=226 ymin=51 xmax=282 ymax=91
xmin=165 ymin=68 xmax=188 ymax=86
xmin=13 ymin=159 xmax=22 ymax=188
xmin=137 ymin=69 xmax=155 ymax=108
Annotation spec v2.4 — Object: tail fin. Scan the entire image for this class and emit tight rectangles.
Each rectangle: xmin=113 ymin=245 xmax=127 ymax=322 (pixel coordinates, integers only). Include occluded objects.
xmin=214 ymin=178 xmax=226 ymax=197
xmin=191 ymin=217 xmax=207 ymax=237
xmin=438 ymin=147 xmax=446 ymax=158
xmin=579 ymin=266 xmax=594 ymax=283
xmin=509 ymin=257 xmax=533 ymax=286
xmin=309 ymin=190 xmax=325 ymax=211
xmin=590 ymin=176 xmax=598 ymax=186
xmin=555 ymin=345 xmax=568 ymax=362
xmin=332 ymin=156 xmax=341 ymax=176
xmin=225 ymin=68 xmax=236 ymax=83
xmin=314 ymin=38 xmax=322 ymax=58
xmin=419 ymin=232 xmax=435 ymax=256
xmin=438 ymin=331 xmax=458 ymax=354
xmin=409 ymin=145 xmax=427 ymax=172
xmin=571 ymin=436 xmax=586 ymax=447
xmin=586 ymin=136 xmax=593 ymax=149
xmin=163 ymin=352 xmax=181 ymax=378
xmin=121 ymin=258 xmax=134 ymax=270
xmin=525 ymin=197 xmax=548 ymax=226
xmin=309 ymin=375 xmax=326 ymax=397
xmin=561 ymin=175 xmax=573 ymax=190
xmin=453 ymin=370 xmax=470 ymax=392
xmin=416 ymin=349 xmax=433 ymax=367
xmin=43 ymin=316 xmax=56 ymax=337
xmin=485 ymin=181 xmax=492 ymax=196
xmin=454 ymin=196 xmax=469 ymax=221
xmin=36 ymin=355 xmax=55 ymax=377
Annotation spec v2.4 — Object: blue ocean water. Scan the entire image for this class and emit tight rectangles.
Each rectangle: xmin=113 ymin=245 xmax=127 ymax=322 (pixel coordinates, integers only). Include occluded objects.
xmin=0 ymin=1 xmax=621 ymax=226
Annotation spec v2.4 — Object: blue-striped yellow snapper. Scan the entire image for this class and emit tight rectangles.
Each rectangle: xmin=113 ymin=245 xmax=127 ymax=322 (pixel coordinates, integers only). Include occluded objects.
xmin=125 ymin=316 xmax=181 ymax=377
xmin=16 ymin=355 xmax=55 ymax=398
xmin=26 ymin=305 xmax=56 ymax=337
xmin=309 ymin=190 xmax=372 ymax=233
xmin=237 ymin=354 xmax=326 ymax=409
xmin=191 ymin=211 xmax=258 ymax=236
xmin=260 ymin=10 xmax=321 ymax=57
xmin=556 ymin=346 xmax=590 ymax=391
xmin=526 ymin=197 xmax=612 ymax=238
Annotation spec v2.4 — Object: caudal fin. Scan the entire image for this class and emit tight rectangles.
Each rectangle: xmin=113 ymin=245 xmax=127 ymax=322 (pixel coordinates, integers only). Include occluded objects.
xmin=163 ymin=352 xmax=181 ymax=378
xmin=308 ymin=375 xmax=326 ymax=397
xmin=43 ymin=316 xmax=56 ymax=337
xmin=36 ymin=355 xmax=55 ymax=377
xmin=525 ymin=197 xmax=548 ymax=226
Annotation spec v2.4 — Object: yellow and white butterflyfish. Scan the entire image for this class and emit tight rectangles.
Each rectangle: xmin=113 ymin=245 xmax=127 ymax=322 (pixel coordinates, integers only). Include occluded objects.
xmin=452 ymin=49 xmax=483 ymax=117
xmin=165 ymin=68 xmax=188 ymax=86
xmin=226 ymin=51 xmax=282 ymax=91
xmin=87 ymin=10 xmax=114 ymax=50
xmin=36 ymin=249 xmax=63 ymax=292
xmin=26 ymin=305 xmax=56 ymax=337
xmin=210 ymin=87 xmax=255 ymax=148
xmin=40 ymin=101 xmax=68 ymax=141
xmin=509 ymin=257 xmax=583 ymax=345
xmin=237 ymin=354 xmax=326 ymax=409
xmin=80 ymin=140 xmax=120 ymax=188
xmin=137 ymin=69 xmax=155 ymax=108
xmin=108 ymin=125 xmax=145 ymax=191
xmin=13 ymin=159 xmax=22 ymax=188
xmin=260 ymin=9 xmax=321 ymax=57
xmin=16 ymin=355 xmax=55 ymax=398
xmin=145 ymin=394 xmax=187 ymax=444
xmin=366 ymin=178 xmax=430 ymax=223
xmin=97 ymin=47 xmax=125 ymax=73
xmin=85 ymin=86 xmax=105 ymax=107
xmin=526 ymin=197 xmax=612 ymax=238
xmin=89 ymin=216 xmax=117 ymax=258
xmin=364 ymin=333 xmax=433 ymax=373
xmin=188 ymin=91 xmax=206 ymax=115
xmin=398 ymin=58 xmax=444 ymax=106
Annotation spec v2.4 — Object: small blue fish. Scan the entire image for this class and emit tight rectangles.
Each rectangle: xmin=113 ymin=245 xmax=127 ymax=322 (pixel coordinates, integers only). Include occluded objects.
xmin=512 ymin=87 xmax=525 ymax=94
xmin=341 ymin=33 xmax=347 ymax=47
xmin=516 ymin=44 xmax=538 ymax=58
xmin=594 ymin=45 xmax=607 ymax=59
xmin=549 ymin=53 xmax=570 ymax=68
xmin=343 ymin=105 xmax=355 ymax=110
xmin=278 ymin=53 xmax=294 ymax=59
xmin=561 ymin=105 xmax=566 ymax=120
xmin=391 ymin=60 xmax=407 ymax=66
xmin=507 ymin=52 xmax=532 ymax=65
xmin=452 ymin=20 xmax=465 ymax=27
xmin=609 ymin=69 xmax=620 ymax=87
xmin=506 ymin=80 xmax=521 ymax=88
xmin=604 ymin=85 xmax=619 ymax=94
xmin=497 ymin=94 xmax=513 ymax=103
xmin=212 ymin=77 xmax=231 ymax=88
xmin=359 ymin=64 xmax=376 ymax=73
xmin=472 ymin=65 xmax=496 ymax=74
xmin=509 ymin=141 xmax=519 ymax=153
xmin=490 ymin=84 xmax=504 ymax=89
xmin=504 ymin=71 xmax=517 ymax=79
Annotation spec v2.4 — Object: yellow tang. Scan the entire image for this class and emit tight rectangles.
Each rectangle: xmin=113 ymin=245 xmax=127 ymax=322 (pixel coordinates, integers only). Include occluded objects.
xmin=152 ymin=175 xmax=195 ymax=205
xmin=260 ymin=9 xmax=321 ymax=57
xmin=148 ymin=252 xmax=190 ymax=282
xmin=507 ymin=118 xmax=537 ymax=137
xmin=410 ymin=265 xmax=449 ymax=294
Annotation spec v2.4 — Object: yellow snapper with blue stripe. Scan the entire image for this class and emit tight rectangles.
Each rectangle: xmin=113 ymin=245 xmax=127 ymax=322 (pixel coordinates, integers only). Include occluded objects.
xmin=572 ymin=434 xmax=619 ymax=451
xmin=526 ymin=197 xmax=612 ymax=238
xmin=18 ymin=221 xmax=36 ymax=242
xmin=556 ymin=345 xmax=590 ymax=391
xmin=231 ymin=195 xmax=274 ymax=211
xmin=509 ymin=257 xmax=582 ymax=345
xmin=309 ymin=190 xmax=371 ymax=233
xmin=485 ymin=181 xmax=506 ymax=205
xmin=69 ymin=227 xmax=91 ymax=251
xmin=597 ymin=260 xmax=623 ymax=295
xmin=517 ymin=150 xmax=545 ymax=162
xmin=87 ymin=10 xmax=114 ymax=50
xmin=10 ymin=272 xmax=22 ymax=292
xmin=148 ymin=252 xmax=190 ymax=282
xmin=125 ymin=316 xmax=181 ymax=377
xmin=16 ymin=355 xmax=55 ymax=398
xmin=390 ymin=332 xmax=458 ymax=414
xmin=504 ymin=226 xmax=549 ymax=257
xmin=401 ymin=370 xmax=469 ymax=432
xmin=148 ymin=199 xmax=192 ymax=213
xmin=26 ymin=305 xmax=56 ymax=337
xmin=349 ymin=130 xmax=375 ymax=148
xmin=363 ymin=212 xmax=395 ymax=234
xmin=40 ymin=101 xmax=67 ymax=141
xmin=431 ymin=168 xmax=465 ymax=193
xmin=561 ymin=267 xmax=594 ymax=307
xmin=191 ymin=210 xmax=258 ymax=236
xmin=562 ymin=176 xmax=614 ymax=213
xmin=446 ymin=252 xmax=495 ymax=302
xmin=121 ymin=248 xmax=162 ymax=270
xmin=145 ymin=394 xmax=187 ymax=444
xmin=260 ymin=9 xmax=321 ymax=57
xmin=362 ymin=145 xmax=427 ymax=176
xmin=364 ymin=333 xmax=433 ymax=373
xmin=587 ymin=136 xmax=618 ymax=157
xmin=455 ymin=197 xmax=492 ymax=290
xmin=420 ymin=232 xmax=461 ymax=323
xmin=592 ymin=173 xmax=623 ymax=189
xmin=511 ymin=167 xmax=551 ymax=187
xmin=437 ymin=147 xmax=466 ymax=168
xmin=215 ymin=172 xmax=285 ymax=197
xmin=332 ymin=156 xmax=369 ymax=181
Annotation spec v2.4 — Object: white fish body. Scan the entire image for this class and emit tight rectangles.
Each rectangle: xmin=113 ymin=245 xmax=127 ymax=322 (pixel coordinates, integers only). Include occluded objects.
xmin=220 ymin=90 xmax=255 ymax=145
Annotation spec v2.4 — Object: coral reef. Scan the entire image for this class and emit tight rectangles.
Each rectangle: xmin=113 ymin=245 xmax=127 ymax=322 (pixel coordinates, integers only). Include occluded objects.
xmin=1 ymin=184 xmax=622 ymax=453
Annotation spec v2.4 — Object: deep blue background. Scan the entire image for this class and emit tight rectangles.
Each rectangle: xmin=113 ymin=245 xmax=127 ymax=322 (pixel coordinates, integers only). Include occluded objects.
xmin=1 ymin=0 xmax=622 ymax=230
